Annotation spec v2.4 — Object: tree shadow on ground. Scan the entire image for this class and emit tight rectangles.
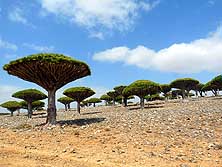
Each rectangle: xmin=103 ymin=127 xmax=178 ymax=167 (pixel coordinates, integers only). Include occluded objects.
xmin=32 ymin=112 xmax=47 ymax=119
xmin=57 ymin=117 xmax=106 ymax=126
xmin=81 ymin=111 xmax=102 ymax=115
xmin=0 ymin=113 xmax=10 ymax=116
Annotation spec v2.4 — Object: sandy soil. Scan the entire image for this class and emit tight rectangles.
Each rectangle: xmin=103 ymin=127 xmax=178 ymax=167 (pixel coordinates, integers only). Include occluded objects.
xmin=0 ymin=97 xmax=222 ymax=167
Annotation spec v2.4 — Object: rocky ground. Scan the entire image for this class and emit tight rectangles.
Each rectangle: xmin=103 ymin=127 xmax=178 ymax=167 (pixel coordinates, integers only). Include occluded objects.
xmin=0 ymin=97 xmax=222 ymax=167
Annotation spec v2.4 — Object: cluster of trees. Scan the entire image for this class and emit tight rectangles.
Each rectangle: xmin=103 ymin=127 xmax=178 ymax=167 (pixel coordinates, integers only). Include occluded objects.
xmin=0 ymin=89 xmax=46 ymax=117
xmin=1 ymin=53 xmax=222 ymax=125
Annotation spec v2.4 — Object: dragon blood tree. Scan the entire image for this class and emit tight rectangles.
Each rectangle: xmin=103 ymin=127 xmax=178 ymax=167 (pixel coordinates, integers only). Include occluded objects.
xmin=12 ymin=89 xmax=47 ymax=118
xmin=0 ymin=101 xmax=21 ymax=116
xmin=64 ymin=87 xmax=95 ymax=114
xmin=160 ymin=84 xmax=171 ymax=99
xmin=100 ymin=94 xmax=112 ymax=106
xmin=58 ymin=96 xmax=74 ymax=111
xmin=114 ymin=85 xmax=129 ymax=107
xmin=203 ymin=75 xmax=222 ymax=96
xmin=87 ymin=98 xmax=102 ymax=107
xmin=195 ymin=83 xmax=205 ymax=97
xmin=3 ymin=53 xmax=91 ymax=125
xmin=122 ymin=80 xmax=160 ymax=109
xmin=107 ymin=91 xmax=119 ymax=106
xmin=20 ymin=100 xmax=45 ymax=111
xmin=170 ymin=78 xmax=199 ymax=99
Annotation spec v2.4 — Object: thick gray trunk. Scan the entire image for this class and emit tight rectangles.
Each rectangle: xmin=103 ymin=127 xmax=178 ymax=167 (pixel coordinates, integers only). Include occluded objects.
xmin=64 ymin=104 xmax=67 ymax=111
xmin=68 ymin=103 xmax=71 ymax=109
xmin=27 ymin=102 xmax=32 ymax=118
xmin=46 ymin=89 xmax=56 ymax=125
xmin=93 ymin=103 xmax=96 ymax=107
xmin=113 ymin=98 xmax=115 ymax=106
xmin=17 ymin=109 xmax=20 ymax=116
xmin=182 ymin=89 xmax=185 ymax=99
xmin=140 ymin=97 xmax=144 ymax=109
xmin=10 ymin=111 xmax=13 ymax=117
xmin=77 ymin=101 xmax=80 ymax=114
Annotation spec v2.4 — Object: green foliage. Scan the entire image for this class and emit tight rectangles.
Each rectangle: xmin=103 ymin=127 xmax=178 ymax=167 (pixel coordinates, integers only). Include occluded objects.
xmin=64 ymin=87 xmax=95 ymax=102
xmin=20 ymin=100 xmax=45 ymax=110
xmin=100 ymin=94 xmax=112 ymax=101
xmin=211 ymin=75 xmax=222 ymax=87
xmin=87 ymin=98 xmax=102 ymax=104
xmin=3 ymin=53 xmax=89 ymax=70
xmin=114 ymin=85 xmax=127 ymax=95
xmin=3 ymin=53 xmax=91 ymax=91
xmin=122 ymin=80 xmax=160 ymax=98
xmin=57 ymin=96 xmax=74 ymax=104
xmin=196 ymin=83 xmax=205 ymax=91
xmin=0 ymin=101 xmax=21 ymax=111
xmin=107 ymin=91 xmax=119 ymax=98
xmin=203 ymin=75 xmax=222 ymax=91
xmin=170 ymin=78 xmax=199 ymax=91
xmin=145 ymin=94 xmax=164 ymax=101
xmin=12 ymin=89 xmax=47 ymax=102
xmin=160 ymin=84 xmax=171 ymax=94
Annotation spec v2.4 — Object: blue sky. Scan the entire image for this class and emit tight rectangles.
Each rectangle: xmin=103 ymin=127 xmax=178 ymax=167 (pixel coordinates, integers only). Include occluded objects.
xmin=0 ymin=0 xmax=222 ymax=109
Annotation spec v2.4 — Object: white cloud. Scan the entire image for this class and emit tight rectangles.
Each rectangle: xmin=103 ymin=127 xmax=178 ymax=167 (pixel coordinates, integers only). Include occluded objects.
xmin=93 ymin=26 xmax=222 ymax=74
xmin=40 ymin=0 xmax=159 ymax=37
xmin=89 ymin=31 xmax=104 ymax=40
xmin=8 ymin=7 xmax=35 ymax=28
xmin=0 ymin=38 xmax=18 ymax=51
xmin=23 ymin=43 xmax=54 ymax=52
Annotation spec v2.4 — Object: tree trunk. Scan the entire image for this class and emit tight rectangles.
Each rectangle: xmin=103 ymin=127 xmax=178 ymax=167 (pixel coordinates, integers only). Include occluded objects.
xmin=64 ymin=104 xmax=67 ymax=111
xmin=123 ymin=97 xmax=127 ymax=107
xmin=68 ymin=103 xmax=71 ymax=109
xmin=140 ymin=97 xmax=144 ymax=109
xmin=27 ymin=102 xmax=32 ymax=118
xmin=212 ymin=89 xmax=217 ymax=96
xmin=113 ymin=98 xmax=115 ymax=106
xmin=105 ymin=101 xmax=107 ymax=106
xmin=17 ymin=109 xmax=20 ymax=116
xmin=10 ymin=111 xmax=13 ymax=117
xmin=93 ymin=103 xmax=96 ymax=107
xmin=182 ymin=89 xmax=185 ymax=99
xmin=77 ymin=101 xmax=80 ymax=114
xmin=195 ymin=91 xmax=198 ymax=97
xmin=199 ymin=91 xmax=203 ymax=97
xmin=46 ymin=89 xmax=57 ymax=125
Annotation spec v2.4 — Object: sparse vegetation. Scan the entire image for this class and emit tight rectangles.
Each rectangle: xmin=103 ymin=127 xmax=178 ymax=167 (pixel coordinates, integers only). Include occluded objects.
xmin=12 ymin=89 xmax=47 ymax=118
xmin=58 ymin=96 xmax=74 ymax=111
xmin=64 ymin=87 xmax=95 ymax=114
xmin=123 ymin=80 xmax=160 ymax=109
xmin=87 ymin=98 xmax=101 ymax=107
xmin=0 ymin=101 xmax=21 ymax=116
xmin=170 ymin=78 xmax=199 ymax=99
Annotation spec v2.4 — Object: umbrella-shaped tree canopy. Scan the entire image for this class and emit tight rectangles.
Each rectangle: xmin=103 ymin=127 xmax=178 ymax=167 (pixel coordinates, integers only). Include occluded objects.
xmin=57 ymin=96 xmax=74 ymax=111
xmin=122 ymin=80 xmax=160 ymax=109
xmin=12 ymin=89 xmax=47 ymax=118
xmin=0 ymin=101 xmax=21 ymax=116
xmin=170 ymin=78 xmax=199 ymax=98
xmin=87 ymin=98 xmax=101 ymax=107
xmin=100 ymin=94 xmax=112 ymax=106
xmin=64 ymin=87 xmax=95 ymax=113
xmin=20 ymin=100 xmax=45 ymax=110
xmin=3 ymin=53 xmax=91 ymax=125
xmin=107 ymin=91 xmax=119 ymax=106
xmin=3 ymin=53 xmax=91 ymax=90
